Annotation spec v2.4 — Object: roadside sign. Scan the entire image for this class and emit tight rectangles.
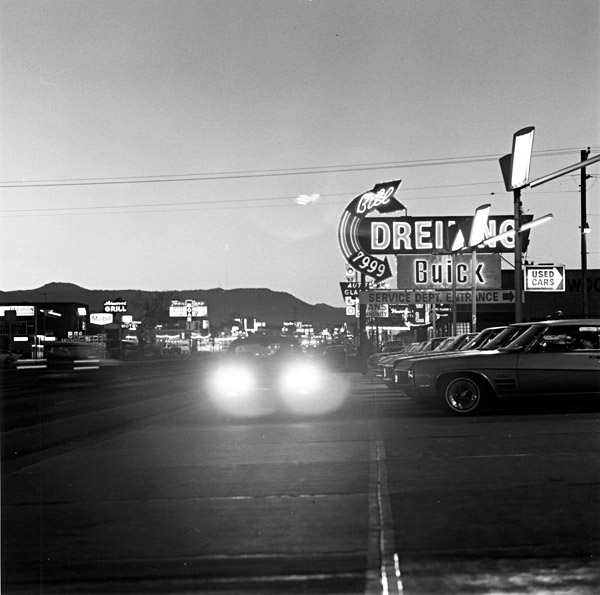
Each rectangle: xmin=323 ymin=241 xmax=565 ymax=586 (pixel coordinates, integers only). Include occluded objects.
xmin=396 ymin=254 xmax=502 ymax=290
xmin=338 ymin=179 xmax=404 ymax=281
xmin=169 ymin=300 xmax=208 ymax=318
xmin=90 ymin=313 xmax=114 ymax=325
xmin=524 ymin=265 xmax=565 ymax=292
xmin=359 ymin=289 xmax=518 ymax=305
xmin=0 ymin=305 xmax=35 ymax=317
xmin=366 ymin=304 xmax=389 ymax=318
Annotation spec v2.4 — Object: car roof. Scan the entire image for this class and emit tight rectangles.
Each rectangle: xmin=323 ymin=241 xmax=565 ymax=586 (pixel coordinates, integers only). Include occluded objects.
xmin=536 ymin=319 xmax=600 ymax=326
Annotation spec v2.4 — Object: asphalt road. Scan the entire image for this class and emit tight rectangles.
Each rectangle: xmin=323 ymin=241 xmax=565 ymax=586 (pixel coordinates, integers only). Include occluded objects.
xmin=2 ymin=358 xmax=599 ymax=594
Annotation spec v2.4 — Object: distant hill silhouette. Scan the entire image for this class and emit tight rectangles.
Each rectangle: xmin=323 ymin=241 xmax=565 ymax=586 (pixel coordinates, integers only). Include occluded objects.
xmin=0 ymin=282 xmax=347 ymax=329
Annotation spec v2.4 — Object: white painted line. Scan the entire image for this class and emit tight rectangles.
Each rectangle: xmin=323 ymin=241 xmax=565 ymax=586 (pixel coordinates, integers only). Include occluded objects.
xmin=366 ymin=422 xmax=403 ymax=595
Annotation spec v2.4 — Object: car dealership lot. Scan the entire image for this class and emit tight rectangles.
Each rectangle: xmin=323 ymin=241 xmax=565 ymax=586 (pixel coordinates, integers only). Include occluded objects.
xmin=2 ymin=364 xmax=599 ymax=594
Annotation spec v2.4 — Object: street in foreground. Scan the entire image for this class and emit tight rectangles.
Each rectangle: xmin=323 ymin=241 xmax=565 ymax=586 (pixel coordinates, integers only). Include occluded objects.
xmin=2 ymin=361 xmax=599 ymax=594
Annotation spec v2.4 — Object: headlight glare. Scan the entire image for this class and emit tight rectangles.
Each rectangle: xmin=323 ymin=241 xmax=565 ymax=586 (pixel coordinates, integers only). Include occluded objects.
xmin=213 ymin=365 xmax=255 ymax=395
xmin=282 ymin=363 xmax=322 ymax=393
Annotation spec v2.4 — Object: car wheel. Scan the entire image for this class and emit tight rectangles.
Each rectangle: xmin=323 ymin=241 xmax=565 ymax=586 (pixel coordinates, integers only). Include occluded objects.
xmin=441 ymin=375 xmax=485 ymax=415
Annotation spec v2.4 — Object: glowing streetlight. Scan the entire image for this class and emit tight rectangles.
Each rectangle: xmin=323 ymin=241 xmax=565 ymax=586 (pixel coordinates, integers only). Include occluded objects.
xmin=499 ymin=126 xmax=535 ymax=322
xmin=450 ymin=204 xmax=491 ymax=333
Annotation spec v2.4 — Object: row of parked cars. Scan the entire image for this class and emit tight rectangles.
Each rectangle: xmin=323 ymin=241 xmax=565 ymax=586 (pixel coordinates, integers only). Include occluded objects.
xmin=369 ymin=319 xmax=600 ymax=415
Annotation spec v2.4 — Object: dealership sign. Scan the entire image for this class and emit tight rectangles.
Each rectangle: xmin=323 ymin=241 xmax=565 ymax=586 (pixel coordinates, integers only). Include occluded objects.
xmin=338 ymin=178 xmax=533 ymax=284
xmin=397 ymin=254 xmax=502 ymax=290
xmin=338 ymin=179 xmax=404 ymax=281
xmin=361 ymin=215 xmax=531 ymax=255
xmin=524 ymin=265 xmax=565 ymax=292
xmin=360 ymin=289 xmax=518 ymax=305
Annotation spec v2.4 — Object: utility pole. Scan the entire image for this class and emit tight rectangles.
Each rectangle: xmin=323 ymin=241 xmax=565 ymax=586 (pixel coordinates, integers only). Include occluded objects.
xmin=581 ymin=148 xmax=590 ymax=318
xmin=359 ymin=272 xmax=367 ymax=374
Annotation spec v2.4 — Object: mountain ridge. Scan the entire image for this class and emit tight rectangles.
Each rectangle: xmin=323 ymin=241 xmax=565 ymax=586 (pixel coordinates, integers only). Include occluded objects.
xmin=0 ymin=282 xmax=347 ymax=328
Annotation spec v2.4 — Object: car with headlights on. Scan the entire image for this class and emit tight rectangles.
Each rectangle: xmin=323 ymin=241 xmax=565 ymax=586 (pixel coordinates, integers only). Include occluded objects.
xmin=207 ymin=335 xmax=348 ymax=418
xmin=395 ymin=319 xmax=600 ymax=415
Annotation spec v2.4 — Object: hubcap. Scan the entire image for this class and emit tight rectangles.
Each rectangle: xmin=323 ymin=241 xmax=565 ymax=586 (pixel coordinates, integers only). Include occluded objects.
xmin=447 ymin=380 xmax=479 ymax=412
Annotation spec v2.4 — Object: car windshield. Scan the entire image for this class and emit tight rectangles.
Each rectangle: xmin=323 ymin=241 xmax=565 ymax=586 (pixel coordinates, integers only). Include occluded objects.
xmin=230 ymin=339 xmax=301 ymax=357
xmin=462 ymin=328 xmax=504 ymax=350
xmin=433 ymin=338 xmax=454 ymax=351
xmin=481 ymin=325 xmax=531 ymax=350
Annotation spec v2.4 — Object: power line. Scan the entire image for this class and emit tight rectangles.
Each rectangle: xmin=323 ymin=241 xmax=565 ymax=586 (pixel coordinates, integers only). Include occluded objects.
xmin=0 ymin=148 xmax=584 ymax=189
xmin=0 ymin=188 xmax=580 ymax=218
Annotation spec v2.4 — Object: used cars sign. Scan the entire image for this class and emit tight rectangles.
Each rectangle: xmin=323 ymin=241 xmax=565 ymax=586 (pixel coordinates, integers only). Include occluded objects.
xmin=524 ymin=265 xmax=565 ymax=292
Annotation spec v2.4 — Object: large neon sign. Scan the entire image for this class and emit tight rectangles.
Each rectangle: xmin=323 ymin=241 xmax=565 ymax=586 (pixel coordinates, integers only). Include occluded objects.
xmin=361 ymin=215 xmax=530 ymax=255
xmin=337 ymin=179 xmax=404 ymax=281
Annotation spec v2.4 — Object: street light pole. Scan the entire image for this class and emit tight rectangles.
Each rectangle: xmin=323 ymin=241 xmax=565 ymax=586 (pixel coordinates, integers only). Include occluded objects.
xmin=581 ymin=148 xmax=590 ymax=318
xmin=471 ymin=249 xmax=477 ymax=332
xmin=513 ymin=187 xmax=523 ymax=323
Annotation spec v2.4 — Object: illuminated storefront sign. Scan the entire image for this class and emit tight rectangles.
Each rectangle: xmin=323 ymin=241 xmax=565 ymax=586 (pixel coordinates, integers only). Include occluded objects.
xmin=360 ymin=289 xmax=518 ymax=305
xmin=359 ymin=215 xmax=531 ymax=255
xmin=169 ymin=300 xmax=208 ymax=320
xmin=0 ymin=305 xmax=35 ymax=317
xmin=90 ymin=313 xmax=114 ymax=325
xmin=397 ymin=254 xmax=502 ymax=290
xmin=104 ymin=300 xmax=128 ymax=313
xmin=338 ymin=179 xmax=404 ymax=281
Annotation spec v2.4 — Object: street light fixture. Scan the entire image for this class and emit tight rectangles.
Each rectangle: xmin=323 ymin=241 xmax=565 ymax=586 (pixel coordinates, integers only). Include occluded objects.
xmin=478 ymin=213 xmax=554 ymax=248
xmin=499 ymin=126 xmax=535 ymax=323
xmin=450 ymin=204 xmax=491 ymax=333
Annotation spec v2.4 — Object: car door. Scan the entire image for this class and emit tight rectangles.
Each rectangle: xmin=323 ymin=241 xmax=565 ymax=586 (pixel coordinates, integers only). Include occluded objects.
xmin=516 ymin=324 xmax=600 ymax=396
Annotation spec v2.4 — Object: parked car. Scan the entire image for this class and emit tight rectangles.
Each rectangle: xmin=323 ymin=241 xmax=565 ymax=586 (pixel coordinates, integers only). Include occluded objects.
xmin=367 ymin=340 xmax=406 ymax=374
xmin=376 ymin=337 xmax=448 ymax=381
xmin=382 ymin=328 xmax=508 ymax=390
xmin=395 ymin=319 xmax=600 ymax=415
xmin=380 ymin=333 xmax=477 ymax=388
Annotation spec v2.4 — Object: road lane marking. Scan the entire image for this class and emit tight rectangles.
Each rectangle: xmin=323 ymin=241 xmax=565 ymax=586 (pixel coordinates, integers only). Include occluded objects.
xmin=366 ymin=422 xmax=403 ymax=595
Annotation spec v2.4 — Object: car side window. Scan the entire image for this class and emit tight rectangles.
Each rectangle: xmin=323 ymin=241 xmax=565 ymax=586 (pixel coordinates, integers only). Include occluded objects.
xmin=572 ymin=327 xmax=600 ymax=351
xmin=532 ymin=327 xmax=578 ymax=353
xmin=532 ymin=326 xmax=600 ymax=352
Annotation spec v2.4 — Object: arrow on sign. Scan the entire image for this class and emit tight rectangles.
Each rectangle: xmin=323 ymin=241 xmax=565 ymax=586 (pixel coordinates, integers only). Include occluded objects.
xmin=338 ymin=179 xmax=403 ymax=282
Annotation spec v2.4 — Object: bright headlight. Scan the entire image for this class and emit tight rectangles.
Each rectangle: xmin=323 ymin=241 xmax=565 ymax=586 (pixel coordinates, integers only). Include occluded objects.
xmin=212 ymin=365 xmax=255 ymax=395
xmin=281 ymin=363 xmax=322 ymax=393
